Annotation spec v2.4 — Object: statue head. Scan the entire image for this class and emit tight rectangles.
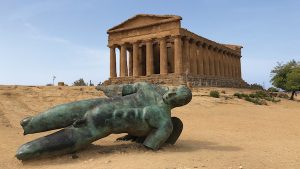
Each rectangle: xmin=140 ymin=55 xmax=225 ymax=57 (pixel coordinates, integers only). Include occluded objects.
xmin=163 ymin=85 xmax=192 ymax=108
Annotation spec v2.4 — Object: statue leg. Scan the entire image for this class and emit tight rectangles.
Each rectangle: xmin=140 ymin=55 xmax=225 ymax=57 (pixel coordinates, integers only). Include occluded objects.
xmin=116 ymin=117 xmax=183 ymax=145
xmin=16 ymin=124 xmax=110 ymax=160
xmin=165 ymin=117 xmax=183 ymax=144
xmin=21 ymin=98 xmax=107 ymax=135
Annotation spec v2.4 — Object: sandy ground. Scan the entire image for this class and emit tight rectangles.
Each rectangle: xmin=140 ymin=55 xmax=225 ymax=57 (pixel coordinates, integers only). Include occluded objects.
xmin=0 ymin=85 xmax=299 ymax=169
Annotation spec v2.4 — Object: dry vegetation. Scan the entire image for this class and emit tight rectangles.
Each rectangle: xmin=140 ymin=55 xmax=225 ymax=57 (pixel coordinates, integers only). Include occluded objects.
xmin=0 ymin=85 xmax=299 ymax=169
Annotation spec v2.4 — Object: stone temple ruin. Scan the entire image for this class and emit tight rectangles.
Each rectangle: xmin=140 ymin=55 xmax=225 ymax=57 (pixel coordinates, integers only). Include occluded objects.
xmin=103 ymin=14 xmax=248 ymax=87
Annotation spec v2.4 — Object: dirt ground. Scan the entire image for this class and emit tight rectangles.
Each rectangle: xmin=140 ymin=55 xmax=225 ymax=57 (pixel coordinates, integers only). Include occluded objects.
xmin=0 ymin=85 xmax=299 ymax=169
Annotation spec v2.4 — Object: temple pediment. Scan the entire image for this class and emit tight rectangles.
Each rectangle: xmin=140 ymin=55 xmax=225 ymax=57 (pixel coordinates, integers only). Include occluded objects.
xmin=108 ymin=14 xmax=181 ymax=33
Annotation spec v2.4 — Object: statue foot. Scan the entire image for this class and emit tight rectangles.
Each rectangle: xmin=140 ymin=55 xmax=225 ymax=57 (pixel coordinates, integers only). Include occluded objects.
xmin=20 ymin=116 xmax=32 ymax=133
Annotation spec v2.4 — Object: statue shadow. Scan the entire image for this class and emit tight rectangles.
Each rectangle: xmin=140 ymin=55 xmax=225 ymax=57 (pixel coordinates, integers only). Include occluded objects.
xmin=20 ymin=142 xmax=147 ymax=166
xmin=172 ymin=139 xmax=242 ymax=152
xmin=21 ymin=139 xmax=241 ymax=167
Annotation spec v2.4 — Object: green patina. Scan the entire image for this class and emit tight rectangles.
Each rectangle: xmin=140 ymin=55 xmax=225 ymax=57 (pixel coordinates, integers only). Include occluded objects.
xmin=16 ymin=82 xmax=192 ymax=160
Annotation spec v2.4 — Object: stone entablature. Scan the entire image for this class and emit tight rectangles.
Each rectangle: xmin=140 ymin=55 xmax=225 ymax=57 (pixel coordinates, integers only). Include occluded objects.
xmin=104 ymin=14 xmax=247 ymax=87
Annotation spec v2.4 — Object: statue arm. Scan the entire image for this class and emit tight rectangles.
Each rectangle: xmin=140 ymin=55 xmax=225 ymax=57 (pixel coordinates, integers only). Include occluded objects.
xmin=96 ymin=82 xmax=152 ymax=97
xmin=143 ymin=108 xmax=173 ymax=150
xmin=96 ymin=84 xmax=123 ymax=97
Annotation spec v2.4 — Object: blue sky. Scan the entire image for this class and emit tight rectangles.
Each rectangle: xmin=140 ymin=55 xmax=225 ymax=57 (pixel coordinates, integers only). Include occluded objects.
xmin=0 ymin=0 xmax=299 ymax=87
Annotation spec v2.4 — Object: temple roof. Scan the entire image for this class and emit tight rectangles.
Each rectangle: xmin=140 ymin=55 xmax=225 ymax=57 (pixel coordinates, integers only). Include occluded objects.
xmin=107 ymin=14 xmax=182 ymax=33
xmin=222 ymin=44 xmax=243 ymax=52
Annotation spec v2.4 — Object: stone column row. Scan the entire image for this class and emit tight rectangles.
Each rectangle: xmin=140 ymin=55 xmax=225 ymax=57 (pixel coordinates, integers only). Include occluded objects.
xmin=109 ymin=36 xmax=184 ymax=78
xmin=109 ymin=37 xmax=241 ymax=79
xmin=181 ymin=39 xmax=242 ymax=79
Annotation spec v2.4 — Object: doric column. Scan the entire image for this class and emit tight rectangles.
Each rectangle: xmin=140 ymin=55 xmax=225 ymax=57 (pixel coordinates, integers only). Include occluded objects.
xmin=226 ymin=53 xmax=230 ymax=77
xmin=208 ymin=46 xmax=215 ymax=76
xmin=224 ymin=52 xmax=229 ymax=77
xmin=198 ymin=43 xmax=204 ymax=75
xmin=160 ymin=37 xmax=168 ymax=74
xmin=231 ymin=54 xmax=235 ymax=78
xmin=120 ymin=44 xmax=127 ymax=77
xmin=219 ymin=50 xmax=224 ymax=77
xmin=125 ymin=50 xmax=128 ymax=77
xmin=174 ymin=35 xmax=183 ymax=74
xmin=218 ymin=49 xmax=223 ymax=77
xmin=237 ymin=57 xmax=240 ymax=78
xmin=132 ymin=42 xmax=139 ymax=76
xmin=233 ymin=55 xmax=237 ymax=78
xmin=214 ymin=48 xmax=220 ymax=76
xmin=238 ymin=56 xmax=242 ymax=78
xmin=183 ymin=37 xmax=190 ymax=74
xmin=190 ymin=40 xmax=197 ymax=75
xmin=146 ymin=39 xmax=154 ymax=75
xmin=128 ymin=48 xmax=133 ymax=76
xmin=231 ymin=55 xmax=235 ymax=78
xmin=109 ymin=45 xmax=117 ymax=78
xmin=203 ymin=44 xmax=209 ymax=76
xmin=236 ymin=56 xmax=240 ymax=78
xmin=228 ymin=53 xmax=233 ymax=78
xmin=138 ymin=46 xmax=143 ymax=75
xmin=196 ymin=43 xmax=200 ymax=75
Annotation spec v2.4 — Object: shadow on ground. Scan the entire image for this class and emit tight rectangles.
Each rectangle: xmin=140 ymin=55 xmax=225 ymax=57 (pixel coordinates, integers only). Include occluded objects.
xmin=20 ymin=139 xmax=242 ymax=167
xmin=175 ymin=139 xmax=242 ymax=152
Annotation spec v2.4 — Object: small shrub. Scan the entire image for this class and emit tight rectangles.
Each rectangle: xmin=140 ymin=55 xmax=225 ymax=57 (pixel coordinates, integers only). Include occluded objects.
xmin=249 ymin=93 xmax=256 ymax=98
xmin=259 ymin=99 xmax=268 ymax=105
xmin=240 ymin=93 xmax=249 ymax=98
xmin=269 ymin=92 xmax=278 ymax=97
xmin=210 ymin=90 xmax=220 ymax=98
xmin=244 ymin=96 xmax=251 ymax=102
xmin=234 ymin=93 xmax=242 ymax=98
xmin=267 ymin=87 xmax=279 ymax=92
xmin=255 ymin=91 xmax=269 ymax=98
xmin=273 ymin=99 xmax=281 ymax=103
xmin=233 ymin=92 xmax=275 ymax=105
xmin=277 ymin=92 xmax=289 ymax=99
xmin=73 ymin=78 xmax=88 ymax=86
xmin=249 ymin=83 xmax=264 ymax=90
xmin=224 ymin=96 xmax=231 ymax=100
xmin=234 ymin=92 xmax=248 ymax=99
xmin=265 ymin=97 xmax=281 ymax=103
xmin=245 ymin=97 xmax=267 ymax=105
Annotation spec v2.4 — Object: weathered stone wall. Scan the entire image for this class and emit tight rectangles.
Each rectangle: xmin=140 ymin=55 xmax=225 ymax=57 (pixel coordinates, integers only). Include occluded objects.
xmin=103 ymin=74 xmax=249 ymax=88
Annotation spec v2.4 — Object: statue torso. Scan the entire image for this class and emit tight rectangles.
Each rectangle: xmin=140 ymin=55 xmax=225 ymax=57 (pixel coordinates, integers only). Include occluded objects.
xmin=90 ymin=85 xmax=171 ymax=136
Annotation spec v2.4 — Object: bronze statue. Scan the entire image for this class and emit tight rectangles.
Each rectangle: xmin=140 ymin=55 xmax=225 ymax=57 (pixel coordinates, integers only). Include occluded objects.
xmin=16 ymin=82 xmax=192 ymax=160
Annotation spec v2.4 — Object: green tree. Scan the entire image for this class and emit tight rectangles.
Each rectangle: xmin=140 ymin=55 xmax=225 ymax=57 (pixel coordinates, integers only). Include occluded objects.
xmin=73 ymin=78 xmax=88 ymax=86
xmin=270 ymin=60 xmax=300 ymax=100
xmin=285 ymin=67 xmax=300 ymax=100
